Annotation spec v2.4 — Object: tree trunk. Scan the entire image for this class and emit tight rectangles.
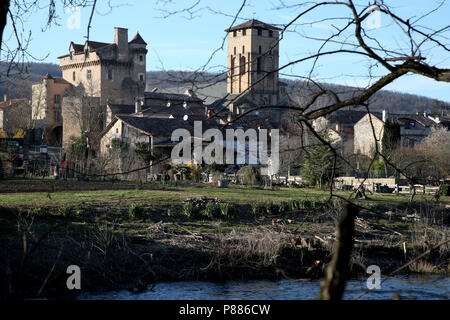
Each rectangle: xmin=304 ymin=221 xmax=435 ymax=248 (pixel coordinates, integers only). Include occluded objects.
xmin=319 ymin=203 xmax=359 ymax=300
xmin=0 ymin=0 xmax=10 ymax=51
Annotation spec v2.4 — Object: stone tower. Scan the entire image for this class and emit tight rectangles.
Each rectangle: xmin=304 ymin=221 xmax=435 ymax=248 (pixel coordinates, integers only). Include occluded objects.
xmin=225 ymin=19 xmax=281 ymax=105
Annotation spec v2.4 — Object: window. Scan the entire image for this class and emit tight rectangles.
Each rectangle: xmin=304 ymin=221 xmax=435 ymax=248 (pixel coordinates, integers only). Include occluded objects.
xmin=239 ymin=56 xmax=246 ymax=75
xmin=85 ymin=50 xmax=89 ymax=58
xmin=108 ymin=69 xmax=113 ymax=80
xmin=70 ymin=52 xmax=73 ymax=60
xmin=116 ymin=128 xmax=119 ymax=134
xmin=139 ymin=74 xmax=144 ymax=81
xmin=269 ymin=30 xmax=273 ymax=37
xmin=234 ymin=47 xmax=236 ymax=55
xmin=54 ymin=94 xmax=61 ymax=105
xmin=406 ymin=122 xmax=416 ymax=129
xmin=242 ymin=29 xmax=246 ymax=36
xmin=87 ymin=69 xmax=92 ymax=80
xmin=139 ymin=55 xmax=144 ymax=62
xmin=231 ymin=57 xmax=235 ymax=75
xmin=242 ymin=45 xmax=245 ymax=54
xmin=259 ymin=46 xmax=262 ymax=54
xmin=72 ymin=72 xmax=76 ymax=81
xmin=54 ymin=106 xmax=61 ymax=122
xmin=233 ymin=30 xmax=237 ymax=37
xmin=54 ymin=96 xmax=61 ymax=122
xmin=257 ymin=28 xmax=262 ymax=36
xmin=257 ymin=57 xmax=262 ymax=74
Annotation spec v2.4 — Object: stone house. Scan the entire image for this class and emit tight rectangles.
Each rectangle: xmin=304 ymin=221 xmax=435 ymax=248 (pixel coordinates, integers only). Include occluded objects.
xmin=31 ymin=73 xmax=72 ymax=145
xmin=313 ymin=110 xmax=367 ymax=156
xmin=353 ymin=110 xmax=438 ymax=156
xmin=99 ymin=115 xmax=220 ymax=179
xmin=0 ymin=95 xmax=31 ymax=137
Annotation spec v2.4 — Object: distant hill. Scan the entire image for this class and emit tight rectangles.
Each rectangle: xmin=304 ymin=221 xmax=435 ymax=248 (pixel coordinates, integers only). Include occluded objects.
xmin=0 ymin=62 xmax=448 ymax=114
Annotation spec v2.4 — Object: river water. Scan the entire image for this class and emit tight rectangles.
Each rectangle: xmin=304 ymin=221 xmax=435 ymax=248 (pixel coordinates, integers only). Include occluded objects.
xmin=78 ymin=275 xmax=449 ymax=300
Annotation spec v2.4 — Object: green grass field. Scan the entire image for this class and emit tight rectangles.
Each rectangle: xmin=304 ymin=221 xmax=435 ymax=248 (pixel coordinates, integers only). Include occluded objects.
xmin=1 ymin=183 xmax=448 ymax=209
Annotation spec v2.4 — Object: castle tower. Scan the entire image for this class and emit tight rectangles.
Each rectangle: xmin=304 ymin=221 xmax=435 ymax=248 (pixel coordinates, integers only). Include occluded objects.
xmin=225 ymin=19 xmax=281 ymax=105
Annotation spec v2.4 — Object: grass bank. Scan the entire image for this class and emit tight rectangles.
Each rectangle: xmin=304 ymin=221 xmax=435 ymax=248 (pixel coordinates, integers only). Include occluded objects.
xmin=0 ymin=182 xmax=448 ymax=299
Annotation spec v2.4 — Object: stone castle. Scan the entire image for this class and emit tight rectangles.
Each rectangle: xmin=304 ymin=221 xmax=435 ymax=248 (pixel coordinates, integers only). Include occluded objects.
xmin=31 ymin=20 xmax=289 ymax=149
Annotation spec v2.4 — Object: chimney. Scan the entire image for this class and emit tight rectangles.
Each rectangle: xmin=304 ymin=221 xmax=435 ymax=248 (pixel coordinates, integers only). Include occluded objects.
xmin=135 ymin=99 xmax=142 ymax=114
xmin=3 ymin=94 xmax=7 ymax=102
xmin=382 ymin=109 xmax=388 ymax=122
xmin=114 ymin=27 xmax=129 ymax=61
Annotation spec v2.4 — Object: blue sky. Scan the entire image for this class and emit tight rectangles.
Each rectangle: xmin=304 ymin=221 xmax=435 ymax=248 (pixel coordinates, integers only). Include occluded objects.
xmin=3 ymin=0 xmax=449 ymax=102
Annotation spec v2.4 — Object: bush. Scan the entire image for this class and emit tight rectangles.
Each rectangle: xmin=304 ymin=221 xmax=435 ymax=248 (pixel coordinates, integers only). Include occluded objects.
xmin=301 ymin=200 xmax=312 ymax=209
xmin=440 ymin=184 xmax=449 ymax=196
xmin=251 ymin=202 xmax=265 ymax=216
xmin=128 ymin=204 xmax=144 ymax=219
xmin=237 ymin=166 xmax=262 ymax=186
xmin=182 ymin=202 xmax=200 ymax=218
xmin=265 ymin=202 xmax=279 ymax=215
xmin=75 ymin=209 xmax=86 ymax=216
xmin=289 ymin=200 xmax=300 ymax=211
xmin=203 ymin=202 xmax=221 ymax=218
xmin=31 ymin=207 xmax=46 ymax=217
xmin=278 ymin=201 xmax=290 ymax=214
xmin=220 ymin=203 xmax=236 ymax=218
xmin=58 ymin=206 xmax=72 ymax=218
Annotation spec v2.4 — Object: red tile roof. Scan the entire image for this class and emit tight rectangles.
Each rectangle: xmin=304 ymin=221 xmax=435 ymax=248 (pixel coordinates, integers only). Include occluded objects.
xmin=0 ymin=98 xmax=27 ymax=109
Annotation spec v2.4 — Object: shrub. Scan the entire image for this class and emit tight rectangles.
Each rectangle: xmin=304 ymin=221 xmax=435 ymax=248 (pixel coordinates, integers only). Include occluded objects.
xmin=220 ymin=203 xmax=236 ymax=218
xmin=31 ymin=207 xmax=46 ymax=217
xmin=58 ymin=206 xmax=72 ymax=218
xmin=182 ymin=202 xmax=200 ymax=218
xmin=128 ymin=204 xmax=144 ymax=219
xmin=75 ymin=209 xmax=86 ymax=216
xmin=301 ymin=200 xmax=312 ymax=209
xmin=278 ymin=201 xmax=290 ymax=214
xmin=440 ymin=184 xmax=449 ymax=196
xmin=251 ymin=202 xmax=265 ymax=216
xmin=237 ymin=166 xmax=262 ymax=186
xmin=265 ymin=202 xmax=279 ymax=215
xmin=203 ymin=202 xmax=221 ymax=218
xmin=289 ymin=200 xmax=300 ymax=211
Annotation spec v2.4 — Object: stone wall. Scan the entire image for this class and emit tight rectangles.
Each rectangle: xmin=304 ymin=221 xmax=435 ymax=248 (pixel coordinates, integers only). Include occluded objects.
xmin=354 ymin=114 xmax=384 ymax=156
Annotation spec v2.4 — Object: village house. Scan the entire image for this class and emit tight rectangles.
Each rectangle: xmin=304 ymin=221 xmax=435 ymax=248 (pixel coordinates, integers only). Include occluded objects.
xmin=312 ymin=110 xmax=367 ymax=156
xmin=0 ymin=95 xmax=30 ymax=137
xmin=31 ymin=73 xmax=72 ymax=145
xmin=353 ymin=110 xmax=439 ymax=156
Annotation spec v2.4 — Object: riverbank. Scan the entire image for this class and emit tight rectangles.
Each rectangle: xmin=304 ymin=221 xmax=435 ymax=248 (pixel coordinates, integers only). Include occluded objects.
xmin=0 ymin=183 xmax=449 ymax=299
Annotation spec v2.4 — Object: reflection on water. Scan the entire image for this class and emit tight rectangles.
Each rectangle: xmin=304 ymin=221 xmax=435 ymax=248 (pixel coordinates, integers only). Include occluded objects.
xmin=79 ymin=275 xmax=449 ymax=300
